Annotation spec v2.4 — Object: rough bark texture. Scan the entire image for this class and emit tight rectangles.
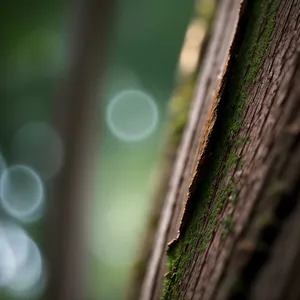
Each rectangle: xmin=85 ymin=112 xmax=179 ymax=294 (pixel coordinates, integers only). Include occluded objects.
xmin=141 ymin=1 xmax=241 ymax=299
xmin=141 ymin=0 xmax=300 ymax=299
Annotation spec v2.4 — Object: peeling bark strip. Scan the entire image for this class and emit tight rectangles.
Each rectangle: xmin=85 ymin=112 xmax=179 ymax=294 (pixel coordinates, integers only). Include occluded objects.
xmin=140 ymin=1 xmax=242 ymax=299
xmin=142 ymin=0 xmax=300 ymax=299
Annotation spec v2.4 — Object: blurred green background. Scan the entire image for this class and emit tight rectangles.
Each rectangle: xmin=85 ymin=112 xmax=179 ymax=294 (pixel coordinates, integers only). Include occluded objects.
xmin=0 ymin=0 xmax=213 ymax=299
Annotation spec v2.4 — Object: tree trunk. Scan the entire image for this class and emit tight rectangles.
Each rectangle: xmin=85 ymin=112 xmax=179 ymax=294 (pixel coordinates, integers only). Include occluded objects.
xmin=141 ymin=0 xmax=300 ymax=299
xmin=44 ymin=1 xmax=114 ymax=300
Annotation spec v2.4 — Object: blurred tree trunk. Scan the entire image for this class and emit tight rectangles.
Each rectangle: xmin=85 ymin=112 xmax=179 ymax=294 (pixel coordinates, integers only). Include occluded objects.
xmin=44 ymin=1 xmax=114 ymax=300
xmin=141 ymin=0 xmax=300 ymax=299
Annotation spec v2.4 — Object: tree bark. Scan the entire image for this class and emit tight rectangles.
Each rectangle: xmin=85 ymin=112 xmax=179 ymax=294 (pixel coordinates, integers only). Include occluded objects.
xmin=141 ymin=0 xmax=300 ymax=299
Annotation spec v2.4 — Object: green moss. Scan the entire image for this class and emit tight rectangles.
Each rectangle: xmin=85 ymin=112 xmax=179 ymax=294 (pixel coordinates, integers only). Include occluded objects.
xmin=226 ymin=152 xmax=240 ymax=171
xmin=221 ymin=216 xmax=235 ymax=240
xmin=228 ymin=179 xmax=240 ymax=205
xmin=160 ymin=0 xmax=280 ymax=298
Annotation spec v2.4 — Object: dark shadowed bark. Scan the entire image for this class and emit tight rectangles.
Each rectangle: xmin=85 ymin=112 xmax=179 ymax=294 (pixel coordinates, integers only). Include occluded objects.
xmin=141 ymin=0 xmax=300 ymax=299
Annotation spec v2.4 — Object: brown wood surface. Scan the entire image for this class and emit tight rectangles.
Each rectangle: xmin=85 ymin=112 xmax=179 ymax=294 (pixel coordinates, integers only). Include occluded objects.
xmin=141 ymin=1 xmax=242 ymax=299
xmin=141 ymin=0 xmax=300 ymax=299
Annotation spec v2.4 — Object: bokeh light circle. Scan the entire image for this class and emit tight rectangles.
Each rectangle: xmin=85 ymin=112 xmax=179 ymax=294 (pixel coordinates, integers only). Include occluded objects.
xmin=91 ymin=193 xmax=148 ymax=268
xmin=0 ymin=165 xmax=44 ymax=221
xmin=16 ymin=200 xmax=45 ymax=224
xmin=6 ymin=237 xmax=45 ymax=298
xmin=0 ymin=222 xmax=30 ymax=287
xmin=106 ymin=89 xmax=159 ymax=142
xmin=0 ymin=153 xmax=7 ymax=198
xmin=0 ymin=153 xmax=6 ymax=177
xmin=0 ymin=234 xmax=17 ymax=287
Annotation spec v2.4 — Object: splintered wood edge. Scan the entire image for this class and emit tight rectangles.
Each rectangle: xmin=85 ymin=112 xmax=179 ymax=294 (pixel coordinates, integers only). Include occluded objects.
xmin=167 ymin=0 xmax=247 ymax=252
